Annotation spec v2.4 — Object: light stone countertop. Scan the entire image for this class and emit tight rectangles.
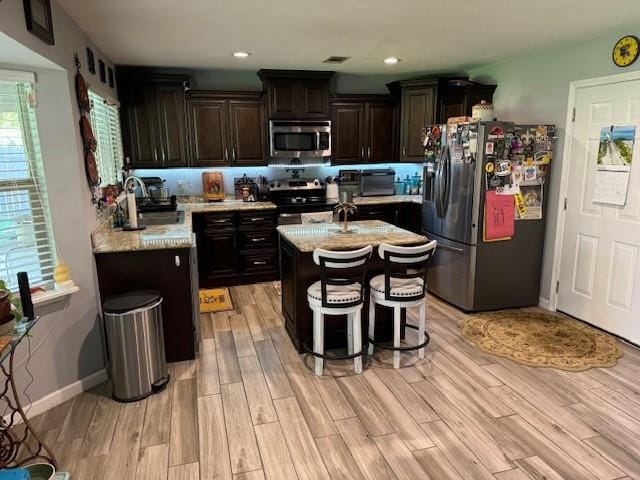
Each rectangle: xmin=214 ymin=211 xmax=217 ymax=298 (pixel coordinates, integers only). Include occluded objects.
xmin=277 ymin=220 xmax=427 ymax=253
xmin=91 ymin=195 xmax=422 ymax=254
xmin=352 ymin=195 xmax=422 ymax=205
xmin=92 ymin=200 xmax=276 ymax=254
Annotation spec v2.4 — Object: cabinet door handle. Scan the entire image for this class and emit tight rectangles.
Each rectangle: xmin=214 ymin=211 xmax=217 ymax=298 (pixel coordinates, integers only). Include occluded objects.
xmin=249 ymin=217 xmax=264 ymax=222
xmin=225 ymin=148 xmax=229 ymax=161
xmin=361 ymin=147 xmax=364 ymax=159
xmin=175 ymin=255 xmax=181 ymax=267
xmin=212 ymin=218 xmax=229 ymax=223
xmin=153 ymin=147 xmax=158 ymax=162
xmin=367 ymin=147 xmax=371 ymax=159
xmin=232 ymin=148 xmax=236 ymax=162
xmin=402 ymin=146 xmax=406 ymax=157
xmin=253 ymin=260 xmax=267 ymax=265
xmin=251 ymin=237 xmax=266 ymax=242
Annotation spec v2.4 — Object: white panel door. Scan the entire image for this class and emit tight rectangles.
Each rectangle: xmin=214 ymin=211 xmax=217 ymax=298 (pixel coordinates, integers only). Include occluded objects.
xmin=558 ymin=78 xmax=640 ymax=343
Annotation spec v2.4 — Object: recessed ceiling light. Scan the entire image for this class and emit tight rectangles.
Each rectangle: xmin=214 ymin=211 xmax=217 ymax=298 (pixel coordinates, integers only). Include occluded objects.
xmin=384 ymin=57 xmax=401 ymax=64
xmin=233 ymin=52 xmax=251 ymax=58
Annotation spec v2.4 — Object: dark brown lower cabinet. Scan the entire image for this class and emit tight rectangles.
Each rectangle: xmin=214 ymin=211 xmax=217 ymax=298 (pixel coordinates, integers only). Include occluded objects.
xmin=193 ymin=210 xmax=279 ymax=288
xmin=95 ymin=248 xmax=197 ymax=362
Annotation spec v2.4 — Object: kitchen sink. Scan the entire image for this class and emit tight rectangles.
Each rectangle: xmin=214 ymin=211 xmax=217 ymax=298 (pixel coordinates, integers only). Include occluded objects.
xmin=139 ymin=211 xmax=184 ymax=226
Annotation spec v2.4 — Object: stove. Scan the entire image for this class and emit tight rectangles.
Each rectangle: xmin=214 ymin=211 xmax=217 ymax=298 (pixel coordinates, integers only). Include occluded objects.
xmin=268 ymin=178 xmax=337 ymax=223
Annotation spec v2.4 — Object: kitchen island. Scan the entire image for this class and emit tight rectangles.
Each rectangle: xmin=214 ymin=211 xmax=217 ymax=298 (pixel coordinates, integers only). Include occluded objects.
xmin=277 ymin=220 xmax=428 ymax=352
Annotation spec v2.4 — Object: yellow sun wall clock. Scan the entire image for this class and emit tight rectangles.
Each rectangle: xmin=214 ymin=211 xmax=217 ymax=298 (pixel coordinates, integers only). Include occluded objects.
xmin=613 ymin=35 xmax=639 ymax=67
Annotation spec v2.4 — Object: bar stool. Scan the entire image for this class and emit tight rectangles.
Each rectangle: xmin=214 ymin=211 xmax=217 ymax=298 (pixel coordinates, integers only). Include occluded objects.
xmin=306 ymin=245 xmax=373 ymax=376
xmin=368 ymin=240 xmax=437 ymax=368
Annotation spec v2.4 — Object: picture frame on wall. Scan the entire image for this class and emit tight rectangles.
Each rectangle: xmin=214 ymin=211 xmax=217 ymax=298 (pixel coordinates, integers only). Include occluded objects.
xmin=23 ymin=0 xmax=55 ymax=45
xmin=86 ymin=47 xmax=96 ymax=74
xmin=98 ymin=60 xmax=106 ymax=83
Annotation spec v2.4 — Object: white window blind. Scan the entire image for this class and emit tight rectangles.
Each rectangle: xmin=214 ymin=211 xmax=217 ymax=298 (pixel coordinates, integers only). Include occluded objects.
xmin=0 ymin=79 xmax=56 ymax=291
xmin=89 ymin=91 xmax=123 ymax=187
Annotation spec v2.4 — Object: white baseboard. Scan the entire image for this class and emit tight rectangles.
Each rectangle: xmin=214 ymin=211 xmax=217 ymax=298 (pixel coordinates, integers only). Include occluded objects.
xmin=538 ymin=297 xmax=551 ymax=310
xmin=4 ymin=369 xmax=108 ymax=424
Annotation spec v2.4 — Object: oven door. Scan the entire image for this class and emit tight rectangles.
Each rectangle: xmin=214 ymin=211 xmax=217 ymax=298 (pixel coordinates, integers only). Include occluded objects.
xmin=270 ymin=121 xmax=331 ymax=158
xmin=277 ymin=204 xmax=336 ymax=225
xmin=278 ymin=213 xmax=302 ymax=225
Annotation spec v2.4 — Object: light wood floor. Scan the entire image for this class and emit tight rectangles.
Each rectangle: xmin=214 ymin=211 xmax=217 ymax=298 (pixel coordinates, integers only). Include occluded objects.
xmin=27 ymin=282 xmax=640 ymax=479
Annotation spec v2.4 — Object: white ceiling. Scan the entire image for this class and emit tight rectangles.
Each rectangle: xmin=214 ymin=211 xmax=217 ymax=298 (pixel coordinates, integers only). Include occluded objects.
xmin=57 ymin=0 xmax=640 ymax=74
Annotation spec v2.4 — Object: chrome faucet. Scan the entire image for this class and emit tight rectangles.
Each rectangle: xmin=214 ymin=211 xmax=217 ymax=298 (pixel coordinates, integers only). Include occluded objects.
xmin=124 ymin=175 xmax=149 ymax=198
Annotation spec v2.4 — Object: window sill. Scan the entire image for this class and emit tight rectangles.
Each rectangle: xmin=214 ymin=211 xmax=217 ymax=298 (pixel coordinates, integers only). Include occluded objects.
xmin=32 ymin=286 xmax=79 ymax=307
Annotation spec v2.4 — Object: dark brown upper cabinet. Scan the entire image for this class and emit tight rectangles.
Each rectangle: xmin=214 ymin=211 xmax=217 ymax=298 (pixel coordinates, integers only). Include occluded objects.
xmin=258 ymin=70 xmax=335 ymax=120
xmin=389 ymin=79 xmax=437 ymax=163
xmin=331 ymin=95 xmax=398 ymax=165
xmin=118 ymin=73 xmax=189 ymax=168
xmin=187 ymin=92 xmax=267 ymax=167
xmin=435 ymin=79 xmax=496 ymax=124
xmin=388 ymin=77 xmax=496 ymax=162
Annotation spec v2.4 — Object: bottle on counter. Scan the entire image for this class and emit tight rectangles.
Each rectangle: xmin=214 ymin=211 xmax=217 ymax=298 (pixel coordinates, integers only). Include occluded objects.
xmin=394 ymin=176 xmax=405 ymax=196
xmin=403 ymin=174 xmax=411 ymax=195
xmin=411 ymin=172 xmax=421 ymax=195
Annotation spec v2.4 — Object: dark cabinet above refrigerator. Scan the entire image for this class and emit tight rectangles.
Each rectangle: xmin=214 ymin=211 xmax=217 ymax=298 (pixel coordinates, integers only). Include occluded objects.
xmin=388 ymin=77 xmax=496 ymax=162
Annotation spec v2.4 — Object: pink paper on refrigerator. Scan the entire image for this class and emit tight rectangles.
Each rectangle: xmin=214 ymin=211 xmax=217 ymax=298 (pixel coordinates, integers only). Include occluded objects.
xmin=484 ymin=191 xmax=515 ymax=241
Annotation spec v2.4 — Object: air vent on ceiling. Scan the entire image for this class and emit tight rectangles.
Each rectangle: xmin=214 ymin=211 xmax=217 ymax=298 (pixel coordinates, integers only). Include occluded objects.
xmin=322 ymin=56 xmax=351 ymax=64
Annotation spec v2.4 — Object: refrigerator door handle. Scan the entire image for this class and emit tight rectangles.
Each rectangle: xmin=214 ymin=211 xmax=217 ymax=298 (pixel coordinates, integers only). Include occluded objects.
xmin=436 ymin=148 xmax=447 ymax=218
xmin=434 ymin=158 xmax=443 ymax=217
xmin=441 ymin=149 xmax=451 ymax=217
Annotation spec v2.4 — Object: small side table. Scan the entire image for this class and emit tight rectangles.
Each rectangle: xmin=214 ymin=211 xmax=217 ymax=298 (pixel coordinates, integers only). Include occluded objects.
xmin=0 ymin=318 xmax=57 ymax=469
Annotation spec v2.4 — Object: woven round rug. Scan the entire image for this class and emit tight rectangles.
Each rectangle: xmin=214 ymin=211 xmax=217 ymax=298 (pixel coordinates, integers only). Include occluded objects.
xmin=461 ymin=310 xmax=623 ymax=371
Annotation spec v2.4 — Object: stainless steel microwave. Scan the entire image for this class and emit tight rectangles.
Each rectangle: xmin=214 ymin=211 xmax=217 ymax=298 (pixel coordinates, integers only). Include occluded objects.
xmin=269 ymin=120 xmax=331 ymax=159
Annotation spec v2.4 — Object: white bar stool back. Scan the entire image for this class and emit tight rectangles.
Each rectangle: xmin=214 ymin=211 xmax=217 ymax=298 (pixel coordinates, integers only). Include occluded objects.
xmin=306 ymin=245 xmax=373 ymax=375
xmin=368 ymin=240 xmax=437 ymax=368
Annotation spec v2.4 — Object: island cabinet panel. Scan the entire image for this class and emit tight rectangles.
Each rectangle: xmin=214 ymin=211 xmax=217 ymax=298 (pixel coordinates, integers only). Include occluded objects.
xmin=95 ymin=248 xmax=197 ymax=362
xmin=193 ymin=211 xmax=278 ymax=288
xmin=279 ymin=236 xmax=401 ymax=353
xmin=331 ymin=95 xmax=398 ymax=165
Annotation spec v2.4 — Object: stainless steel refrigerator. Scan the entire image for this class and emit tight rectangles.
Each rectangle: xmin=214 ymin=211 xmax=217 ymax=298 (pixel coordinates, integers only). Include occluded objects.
xmin=422 ymin=121 xmax=554 ymax=311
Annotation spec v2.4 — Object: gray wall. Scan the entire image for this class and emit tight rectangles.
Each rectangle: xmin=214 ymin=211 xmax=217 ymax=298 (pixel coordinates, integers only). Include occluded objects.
xmin=0 ymin=0 xmax=116 ymax=407
xmin=468 ymin=27 xmax=640 ymax=305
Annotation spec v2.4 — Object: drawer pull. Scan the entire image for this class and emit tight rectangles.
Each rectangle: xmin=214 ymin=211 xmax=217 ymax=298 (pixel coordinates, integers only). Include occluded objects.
xmin=211 ymin=218 xmax=230 ymax=224
xmin=251 ymin=237 xmax=266 ymax=242
xmin=249 ymin=217 xmax=265 ymax=222
xmin=253 ymin=260 xmax=267 ymax=265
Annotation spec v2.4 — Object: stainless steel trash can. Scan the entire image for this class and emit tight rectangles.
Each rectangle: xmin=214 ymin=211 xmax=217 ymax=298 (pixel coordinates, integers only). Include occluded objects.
xmin=104 ymin=290 xmax=170 ymax=402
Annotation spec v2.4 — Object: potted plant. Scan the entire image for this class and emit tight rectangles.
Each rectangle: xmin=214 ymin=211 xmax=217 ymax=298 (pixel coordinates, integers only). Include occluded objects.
xmin=0 ymin=280 xmax=22 ymax=336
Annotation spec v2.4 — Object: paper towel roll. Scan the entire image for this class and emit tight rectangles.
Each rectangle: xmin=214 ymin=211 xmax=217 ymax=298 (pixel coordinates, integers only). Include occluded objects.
xmin=127 ymin=192 xmax=138 ymax=228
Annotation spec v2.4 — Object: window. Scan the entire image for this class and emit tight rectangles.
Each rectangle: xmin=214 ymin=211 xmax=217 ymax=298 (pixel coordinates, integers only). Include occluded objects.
xmin=89 ymin=90 xmax=123 ymax=187
xmin=0 ymin=74 xmax=56 ymax=291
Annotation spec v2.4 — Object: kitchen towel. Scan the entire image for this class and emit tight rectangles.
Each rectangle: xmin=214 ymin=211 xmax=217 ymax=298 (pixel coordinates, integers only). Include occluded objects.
xmin=301 ymin=211 xmax=334 ymax=224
